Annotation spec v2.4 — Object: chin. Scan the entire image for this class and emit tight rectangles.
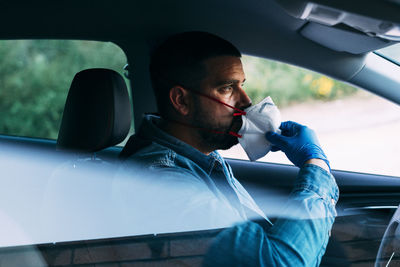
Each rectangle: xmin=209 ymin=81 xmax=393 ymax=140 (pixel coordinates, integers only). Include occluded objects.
xmin=217 ymin=136 xmax=239 ymax=150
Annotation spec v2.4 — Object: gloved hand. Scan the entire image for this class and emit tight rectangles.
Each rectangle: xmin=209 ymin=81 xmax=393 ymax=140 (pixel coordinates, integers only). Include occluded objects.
xmin=265 ymin=121 xmax=330 ymax=169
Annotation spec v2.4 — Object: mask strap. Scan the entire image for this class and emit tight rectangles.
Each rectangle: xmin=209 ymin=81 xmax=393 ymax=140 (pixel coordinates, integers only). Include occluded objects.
xmin=167 ymin=119 xmax=243 ymax=138
xmin=188 ymin=90 xmax=246 ymax=116
xmin=209 ymin=129 xmax=243 ymax=138
xmin=154 ymin=74 xmax=246 ymax=116
xmin=184 ymin=89 xmax=245 ymax=137
xmin=160 ymin=83 xmax=245 ymax=138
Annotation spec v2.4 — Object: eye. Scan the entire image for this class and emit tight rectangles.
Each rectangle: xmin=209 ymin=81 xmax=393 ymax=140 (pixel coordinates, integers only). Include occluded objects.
xmin=219 ymin=85 xmax=233 ymax=93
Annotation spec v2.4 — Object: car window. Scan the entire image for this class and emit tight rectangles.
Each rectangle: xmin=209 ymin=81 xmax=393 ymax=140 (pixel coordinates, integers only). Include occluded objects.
xmin=219 ymin=55 xmax=400 ymax=177
xmin=0 ymin=40 xmax=132 ymax=141
xmin=376 ymin=43 xmax=400 ymax=65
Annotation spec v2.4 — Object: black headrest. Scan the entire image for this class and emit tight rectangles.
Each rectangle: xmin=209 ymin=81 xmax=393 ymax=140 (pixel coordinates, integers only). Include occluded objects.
xmin=57 ymin=68 xmax=131 ymax=152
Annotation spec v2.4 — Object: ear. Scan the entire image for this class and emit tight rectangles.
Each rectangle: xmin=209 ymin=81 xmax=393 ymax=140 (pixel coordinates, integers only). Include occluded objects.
xmin=169 ymin=86 xmax=190 ymax=116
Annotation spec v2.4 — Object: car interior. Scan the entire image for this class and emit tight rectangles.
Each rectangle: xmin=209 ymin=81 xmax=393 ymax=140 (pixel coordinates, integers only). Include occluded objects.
xmin=0 ymin=0 xmax=400 ymax=266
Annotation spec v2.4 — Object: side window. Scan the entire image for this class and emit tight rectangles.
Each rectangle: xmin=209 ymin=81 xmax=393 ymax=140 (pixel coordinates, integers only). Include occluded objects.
xmin=219 ymin=55 xmax=400 ymax=177
xmin=0 ymin=40 xmax=131 ymax=141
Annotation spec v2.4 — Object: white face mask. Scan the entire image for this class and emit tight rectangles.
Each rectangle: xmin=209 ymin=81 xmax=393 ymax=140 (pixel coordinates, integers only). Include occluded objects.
xmin=238 ymin=96 xmax=281 ymax=161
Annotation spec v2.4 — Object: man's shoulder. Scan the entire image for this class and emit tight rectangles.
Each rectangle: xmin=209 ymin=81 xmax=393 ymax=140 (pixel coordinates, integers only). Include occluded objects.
xmin=125 ymin=140 xmax=204 ymax=174
xmin=121 ymin=141 xmax=214 ymax=195
xmin=126 ymin=141 xmax=177 ymax=168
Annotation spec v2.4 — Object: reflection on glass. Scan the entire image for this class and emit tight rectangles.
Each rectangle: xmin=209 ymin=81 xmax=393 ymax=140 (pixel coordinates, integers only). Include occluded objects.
xmin=376 ymin=206 xmax=400 ymax=266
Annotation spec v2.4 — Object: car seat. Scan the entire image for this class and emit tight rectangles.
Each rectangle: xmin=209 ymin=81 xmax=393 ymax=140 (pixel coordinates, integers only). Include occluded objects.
xmin=57 ymin=68 xmax=131 ymax=154
xmin=39 ymin=68 xmax=132 ymax=242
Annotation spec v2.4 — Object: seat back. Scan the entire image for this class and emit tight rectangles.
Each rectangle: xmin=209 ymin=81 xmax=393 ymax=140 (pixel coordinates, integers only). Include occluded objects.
xmin=39 ymin=69 xmax=132 ymax=240
xmin=57 ymin=68 xmax=131 ymax=153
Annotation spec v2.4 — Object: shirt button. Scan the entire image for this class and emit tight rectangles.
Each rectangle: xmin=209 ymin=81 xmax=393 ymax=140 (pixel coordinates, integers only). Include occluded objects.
xmin=331 ymin=198 xmax=335 ymax=205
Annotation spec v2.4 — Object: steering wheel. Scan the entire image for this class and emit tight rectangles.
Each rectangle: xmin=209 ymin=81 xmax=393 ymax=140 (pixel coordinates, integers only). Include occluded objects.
xmin=375 ymin=205 xmax=400 ymax=267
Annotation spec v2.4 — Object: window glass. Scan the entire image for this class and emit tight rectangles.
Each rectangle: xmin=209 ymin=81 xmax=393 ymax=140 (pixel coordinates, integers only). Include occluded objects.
xmin=0 ymin=40 xmax=130 ymax=140
xmin=376 ymin=43 xmax=400 ymax=65
xmin=219 ymin=55 xmax=400 ymax=177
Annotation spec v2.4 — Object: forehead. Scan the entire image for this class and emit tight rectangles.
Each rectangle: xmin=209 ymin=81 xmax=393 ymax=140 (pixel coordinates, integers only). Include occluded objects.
xmin=202 ymin=56 xmax=245 ymax=84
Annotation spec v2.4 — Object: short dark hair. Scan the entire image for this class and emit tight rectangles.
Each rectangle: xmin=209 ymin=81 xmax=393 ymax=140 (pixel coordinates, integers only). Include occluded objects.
xmin=149 ymin=31 xmax=241 ymax=114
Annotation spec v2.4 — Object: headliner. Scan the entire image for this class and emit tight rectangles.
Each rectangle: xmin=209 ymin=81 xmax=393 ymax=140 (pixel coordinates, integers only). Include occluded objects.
xmin=0 ymin=0 xmax=371 ymax=80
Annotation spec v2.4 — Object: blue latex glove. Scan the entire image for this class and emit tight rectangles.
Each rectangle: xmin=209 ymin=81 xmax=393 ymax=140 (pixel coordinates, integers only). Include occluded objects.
xmin=265 ymin=121 xmax=330 ymax=169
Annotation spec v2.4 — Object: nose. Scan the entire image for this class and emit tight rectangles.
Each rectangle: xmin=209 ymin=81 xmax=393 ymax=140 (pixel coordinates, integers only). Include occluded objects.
xmin=237 ymin=86 xmax=252 ymax=109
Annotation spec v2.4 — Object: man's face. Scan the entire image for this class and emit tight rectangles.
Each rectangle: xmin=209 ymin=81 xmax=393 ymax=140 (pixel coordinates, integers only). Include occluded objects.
xmin=189 ymin=56 xmax=252 ymax=150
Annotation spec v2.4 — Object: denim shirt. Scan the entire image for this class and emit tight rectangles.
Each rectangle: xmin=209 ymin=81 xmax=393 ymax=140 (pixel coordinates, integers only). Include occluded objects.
xmin=203 ymin=164 xmax=339 ymax=267
xmin=123 ymin=115 xmax=270 ymax=225
xmin=124 ymin=114 xmax=339 ymax=265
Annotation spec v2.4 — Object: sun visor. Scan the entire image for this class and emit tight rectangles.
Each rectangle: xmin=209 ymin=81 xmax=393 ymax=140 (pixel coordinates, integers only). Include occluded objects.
xmin=300 ymin=22 xmax=393 ymax=54
xmin=275 ymin=0 xmax=400 ymax=54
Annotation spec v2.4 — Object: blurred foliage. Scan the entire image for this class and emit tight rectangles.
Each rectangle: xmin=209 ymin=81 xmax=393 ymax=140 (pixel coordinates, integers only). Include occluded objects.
xmin=0 ymin=40 xmax=360 ymax=140
xmin=242 ymin=56 xmax=358 ymax=107
xmin=0 ymin=40 xmax=127 ymax=139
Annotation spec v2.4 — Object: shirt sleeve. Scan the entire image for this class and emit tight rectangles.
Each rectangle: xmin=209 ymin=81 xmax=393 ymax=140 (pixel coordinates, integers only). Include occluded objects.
xmin=203 ymin=164 xmax=339 ymax=267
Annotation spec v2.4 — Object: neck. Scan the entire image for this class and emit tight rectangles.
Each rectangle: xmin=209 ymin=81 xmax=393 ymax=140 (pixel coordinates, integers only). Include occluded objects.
xmin=157 ymin=119 xmax=213 ymax=155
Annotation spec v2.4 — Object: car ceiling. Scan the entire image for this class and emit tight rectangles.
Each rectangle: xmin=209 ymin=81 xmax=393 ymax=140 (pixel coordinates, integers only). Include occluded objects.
xmin=0 ymin=0 xmax=370 ymax=78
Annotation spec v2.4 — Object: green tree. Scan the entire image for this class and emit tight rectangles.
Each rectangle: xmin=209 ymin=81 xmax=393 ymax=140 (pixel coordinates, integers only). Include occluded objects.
xmin=0 ymin=40 xmax=127 ymax=139
xmin=242 ymin=55 xmax=357 ymax=107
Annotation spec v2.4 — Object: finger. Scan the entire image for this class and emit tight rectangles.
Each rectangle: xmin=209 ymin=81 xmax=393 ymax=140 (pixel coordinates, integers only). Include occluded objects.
xmin=279 ymin=121 xmax=303 ymax=136
xmin=265 ymin=131 xmax=287 ymax=148
xmin=270 ymin=145 xmax=280 ymax=152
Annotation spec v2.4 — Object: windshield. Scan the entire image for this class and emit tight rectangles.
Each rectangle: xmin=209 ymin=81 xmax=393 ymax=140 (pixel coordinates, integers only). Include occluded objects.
xmin=375 ymin=43 xmax=400 ymax=65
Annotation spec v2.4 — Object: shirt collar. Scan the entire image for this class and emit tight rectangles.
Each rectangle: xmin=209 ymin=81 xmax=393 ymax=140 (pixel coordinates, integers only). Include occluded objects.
xmin=138 ymin=114 xmax=223 ymax=172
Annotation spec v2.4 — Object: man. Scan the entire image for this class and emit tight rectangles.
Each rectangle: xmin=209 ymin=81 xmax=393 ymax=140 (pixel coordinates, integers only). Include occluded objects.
xmin=120 ymin=31 xmax=338 ymax=265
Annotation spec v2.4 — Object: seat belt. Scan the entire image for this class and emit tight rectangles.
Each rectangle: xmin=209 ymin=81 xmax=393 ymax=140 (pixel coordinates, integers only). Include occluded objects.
xmin=119 ymin=134 xmax=152 ymax=160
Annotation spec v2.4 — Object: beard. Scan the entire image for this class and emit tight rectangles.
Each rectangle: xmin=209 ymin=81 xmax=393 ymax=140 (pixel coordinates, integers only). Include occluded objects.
xmin=190 ymin=99 xmax=242 ymax=151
